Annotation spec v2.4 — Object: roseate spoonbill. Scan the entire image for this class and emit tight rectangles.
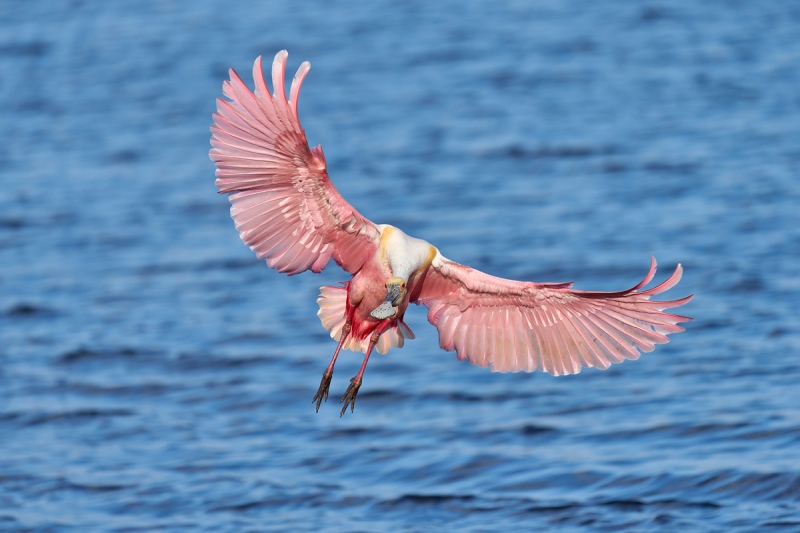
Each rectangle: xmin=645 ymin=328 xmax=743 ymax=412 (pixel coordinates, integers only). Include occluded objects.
xmin=210 ymin=51 xmax=692 ymax=416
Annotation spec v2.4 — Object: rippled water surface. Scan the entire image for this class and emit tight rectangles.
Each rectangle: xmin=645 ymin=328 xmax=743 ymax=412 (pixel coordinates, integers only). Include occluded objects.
xmin=2 ymin=1 xmax=799 ymax=531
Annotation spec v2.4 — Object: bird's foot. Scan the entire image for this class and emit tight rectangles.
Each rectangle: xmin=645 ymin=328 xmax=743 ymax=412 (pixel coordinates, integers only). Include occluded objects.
xmin=339 ymin=377 xmax=362 ymax=417
xmin=312 ymin=369 xmax=333 ymax=413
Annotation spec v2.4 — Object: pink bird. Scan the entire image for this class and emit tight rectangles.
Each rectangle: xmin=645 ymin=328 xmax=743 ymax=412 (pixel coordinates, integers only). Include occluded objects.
xmin=210 ymin=51 xmax=693 ymax=416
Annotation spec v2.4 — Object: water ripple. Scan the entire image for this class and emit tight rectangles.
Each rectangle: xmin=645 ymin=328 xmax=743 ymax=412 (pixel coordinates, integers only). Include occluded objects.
xmin=1 ymin=0 xmax=799 ymax=531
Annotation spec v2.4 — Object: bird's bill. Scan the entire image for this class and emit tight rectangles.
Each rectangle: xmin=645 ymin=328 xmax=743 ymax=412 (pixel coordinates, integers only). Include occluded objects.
xmin=370 ymin=301 xmax=396 ymax=319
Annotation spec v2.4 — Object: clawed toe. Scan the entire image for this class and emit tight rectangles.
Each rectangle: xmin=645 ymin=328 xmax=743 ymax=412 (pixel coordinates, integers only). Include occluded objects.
xmin=313 ymin=371 xmax=363 ymax=416
xmin=339 ymin=377 xmax=362 ymax=417
xmin=312 ymin=369 xmax=333 ymax=413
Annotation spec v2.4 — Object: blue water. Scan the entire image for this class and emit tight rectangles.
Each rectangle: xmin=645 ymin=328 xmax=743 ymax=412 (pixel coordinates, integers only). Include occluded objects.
xmin=1 ymin=1 xmax=799 ymax=531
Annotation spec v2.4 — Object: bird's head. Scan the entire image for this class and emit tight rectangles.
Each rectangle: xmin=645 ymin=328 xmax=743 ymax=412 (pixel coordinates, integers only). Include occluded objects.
xmin=369 ymin=276 xmax=407 ymax=320
xmin=384 ymin=276 xmax=406 ymax=306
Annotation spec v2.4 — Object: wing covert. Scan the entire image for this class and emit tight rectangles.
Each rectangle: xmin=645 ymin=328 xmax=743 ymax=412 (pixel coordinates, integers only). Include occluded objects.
xmin=210 ymin=51 xmax=379 ymax=275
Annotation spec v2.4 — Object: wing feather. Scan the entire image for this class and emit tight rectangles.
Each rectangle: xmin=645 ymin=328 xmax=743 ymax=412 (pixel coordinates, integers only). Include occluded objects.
xmin=559 ymin=311 xmax=595 ymax=369
xmin=415 ymin=253 xmax=692 ymax=375
xmin=210 ymin=51 xmax=380 ymax=275
xmin=474 ymin=319 xmax=488 ymax=367
xmin=521 ymin=313 xmax=541 ymax=372
xmin=507 ymin=308 xmax=524 ymax=372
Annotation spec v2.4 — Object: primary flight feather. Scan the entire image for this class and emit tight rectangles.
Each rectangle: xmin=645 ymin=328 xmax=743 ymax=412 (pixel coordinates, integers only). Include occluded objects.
xmin=210 ymin=50 xmax=692 ymax=416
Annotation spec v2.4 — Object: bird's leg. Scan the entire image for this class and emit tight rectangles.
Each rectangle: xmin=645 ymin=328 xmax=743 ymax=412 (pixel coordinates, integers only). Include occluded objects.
xmin=313 ymin=322 xmax=350 ymax=413
xmin=339 ymin=328 xmax=383 ymax=417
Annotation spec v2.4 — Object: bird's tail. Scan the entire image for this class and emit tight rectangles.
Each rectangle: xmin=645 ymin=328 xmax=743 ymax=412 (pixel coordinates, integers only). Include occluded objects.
xmin=317 ymin=285 xmax=414 ymax=355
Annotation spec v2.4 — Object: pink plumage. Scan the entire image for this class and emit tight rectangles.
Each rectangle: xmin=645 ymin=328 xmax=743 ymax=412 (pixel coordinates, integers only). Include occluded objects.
xmin=418 ymin=256 xmax=690 ymax=375
xmin=210 ymin=51 xmax=693 ymax=416
xmin=210 ymin=52 xmax=379 ymax=276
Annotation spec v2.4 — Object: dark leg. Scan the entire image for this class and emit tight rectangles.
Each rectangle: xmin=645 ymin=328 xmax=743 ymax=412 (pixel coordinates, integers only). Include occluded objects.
xmin=339 ymin=328 xmax=382 ymax=417
xmin=313 ymin=322 xmax=350 ymax=413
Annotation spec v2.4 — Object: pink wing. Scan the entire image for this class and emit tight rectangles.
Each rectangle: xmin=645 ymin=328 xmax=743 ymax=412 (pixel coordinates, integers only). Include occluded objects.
xmin=210 ymin=51 xmax=379 ymax=275
xmin=414 ymin=254 xmax=692 ymax=375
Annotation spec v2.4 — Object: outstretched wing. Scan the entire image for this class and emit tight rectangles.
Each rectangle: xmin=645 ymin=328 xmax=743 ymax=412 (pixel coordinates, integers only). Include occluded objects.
xmin=210 ymin=51 xmax=379 ymax=275
xmin=414 ymin=254 xmax=692 ymax=375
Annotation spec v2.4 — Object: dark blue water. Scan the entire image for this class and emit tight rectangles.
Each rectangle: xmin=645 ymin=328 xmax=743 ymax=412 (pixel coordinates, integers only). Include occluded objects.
xmin=1 ymin=1 xmax=799 ymax=531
